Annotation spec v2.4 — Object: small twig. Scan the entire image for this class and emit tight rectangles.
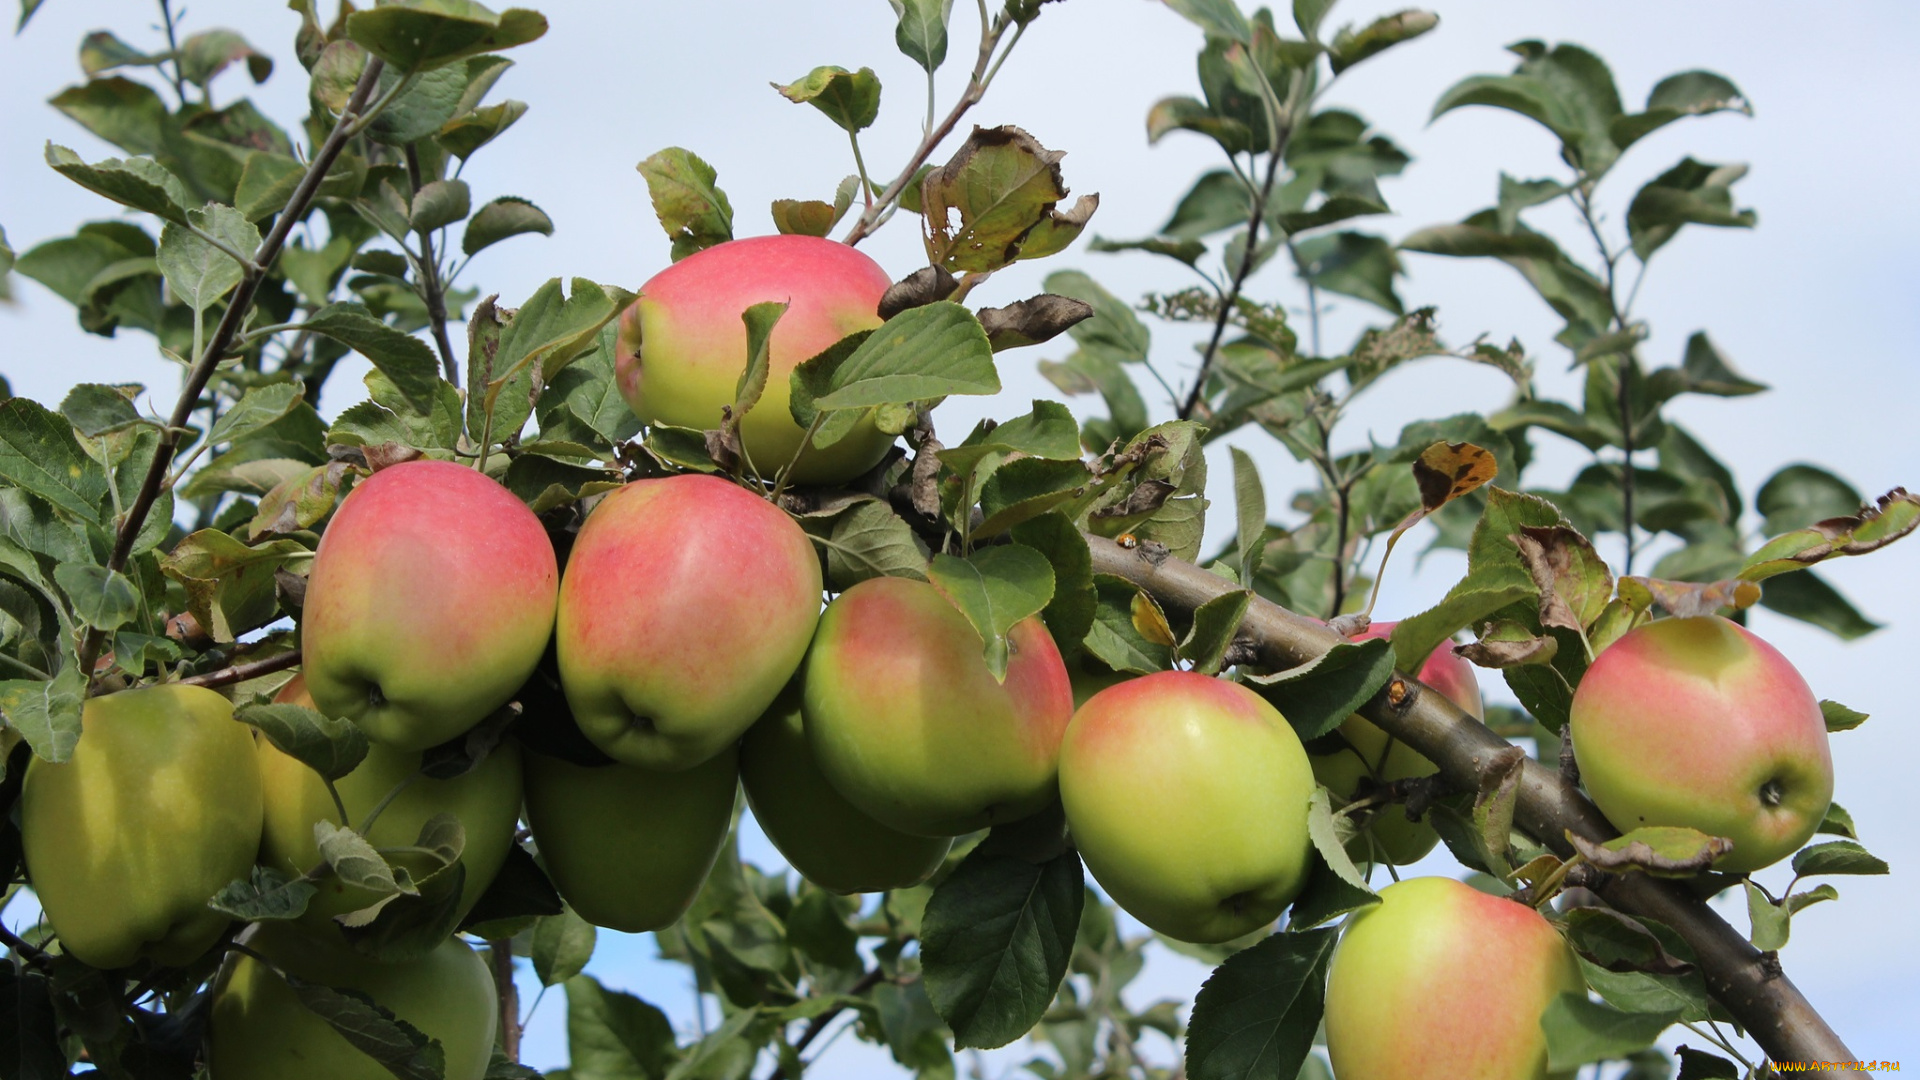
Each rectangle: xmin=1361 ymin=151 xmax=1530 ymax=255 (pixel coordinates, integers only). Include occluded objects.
xmin=74 ymin=57 xmax=389 ymax=692
xmin=0 ymin=923 xmax=54 ymax=972
xmin=176 ymin=648 xmax=302 ymax=690
xmin=405 ymin=144 xmax=461 ymax=384
xmin=763 ymin=967 xmax=889 ymax=1080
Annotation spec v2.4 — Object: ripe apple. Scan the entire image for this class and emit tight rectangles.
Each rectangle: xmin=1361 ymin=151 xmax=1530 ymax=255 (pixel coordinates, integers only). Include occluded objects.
xmin=802 ymin=576 xmax=1074 ymax=836
xmin=616 ymin=233 xmax=896 ymax=484
xmin=556 ymin=473 xmax=821 ymax=770
xmin=21 ymin=684 xmax=261 ymax=969
xmin=1325 ymin=876 xmax=1583 ymax=1080
xmin=1309 ymin=620 xmax=1483 ymax=865
xmin=302 ymin=459 xmax=558 ymax=751
xmin=257 ymin=675 xmax=524 ymax=934
xmin=208 ymin=923 xmax=495 ymax=1080
xmin=740 ymin=682 xmax=951 ymax=894
xmin=1059 ymin=671 xmax=1315 ymax=943
xmin=521 ymin=745 xmax=738 ymax=932
xmin=1570 ymin=615 xmax=1833 ymax=873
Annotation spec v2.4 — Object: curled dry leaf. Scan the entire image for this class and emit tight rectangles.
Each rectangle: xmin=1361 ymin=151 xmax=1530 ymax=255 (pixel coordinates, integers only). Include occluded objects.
xmin=1412 ymin=440 xmax=1499 ymax=512
xmin=879 ymin=265 xmax=960 ymax=319
xmin=1567 ymin=826 xmax=1734 ymax=879
xmin=1454 ymin=632 xmax=1558 ymax=668
xmin=362 ymin=442 xmax=425 ymax=472
xmin=1513 ymin=524 xmax=1613 ymax=632
xmin=1089 ymin=478 xmax=1176 ymax=521
xmin=1739 ymin=487 xmax=1920 ymax=581
xmin=976 ymin=293 xmax=1095 ymax=351
xmin=1617 ymin=576 xmax=1761 ymax=619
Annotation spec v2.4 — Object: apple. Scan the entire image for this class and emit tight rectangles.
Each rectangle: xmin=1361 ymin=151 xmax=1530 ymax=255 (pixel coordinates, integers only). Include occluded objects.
xmin=521 ymin=745 xmax=739 ymax=932
xmin=740 ymin=681 xmax=951 ymax=894
xmin=556 ymin=473 xmax=822 ymax=770
xmin=616 ymin=233 xmax=897 ymax=484
xmin=302 ymin=459 xmax=558 ymax=751
xmin=1309 ymin=620 xmax=1484 ymax=865
xmin=1570 ymin=615 xmax=1832 ymax=873
xmin=208 ymin=923 xmax=495 ymax=1080
xmin=1325 ymin=876 xmax=1583 ymax=1080
xmin=1059 ymin=671 xmax=1315 ymax=943
xmin=21 ymin=684 xmax=261 ymax=969
xmin=257 ymin=675 xmax=524 ymax=935
xmin=802 ymin=576 xmax=1074 ymax=836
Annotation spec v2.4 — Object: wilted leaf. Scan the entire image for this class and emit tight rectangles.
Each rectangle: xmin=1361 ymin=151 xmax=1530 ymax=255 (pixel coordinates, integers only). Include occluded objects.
xmin=1567 ymin=826 xmax=1731 ymax=878
xmin=637 ymin=147 xmax=734 ymax=261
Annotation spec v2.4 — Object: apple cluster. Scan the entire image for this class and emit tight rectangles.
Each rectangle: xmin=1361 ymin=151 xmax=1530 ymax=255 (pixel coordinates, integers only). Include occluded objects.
xmin=11 ymin=233 xmax=1843 ymax=1080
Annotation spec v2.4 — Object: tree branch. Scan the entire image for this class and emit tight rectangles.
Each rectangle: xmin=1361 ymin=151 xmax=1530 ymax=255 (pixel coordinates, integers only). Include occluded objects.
xmin=176 ymin=648 xmax=301 ymax=690
xmin=1085 ymin=534 xmax=1861 ymax=1069
xmin=405 ymin=143 xmax=461 ymax=384
xmin=73 ymin=58 xmax=389 ymax=690
xmin=763 ymin=967 xmax=889 ymax=1080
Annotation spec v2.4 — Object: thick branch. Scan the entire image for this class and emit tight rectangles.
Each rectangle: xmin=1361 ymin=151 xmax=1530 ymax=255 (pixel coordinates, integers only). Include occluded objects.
xmin=74 ymin=59 xmax=389 ymax=689
xmin=1085 ymin=534 xmax=1861 ymax=1070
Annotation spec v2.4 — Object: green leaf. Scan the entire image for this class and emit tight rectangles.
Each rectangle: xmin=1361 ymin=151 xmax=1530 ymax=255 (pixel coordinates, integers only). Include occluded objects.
xmin=1181 ymin=590 xmax=1250 ymax=675
xmin=345 ymin=0 xmax=546 ymax=72
xmin=734 ymin=301 xmax=787 ymax=423
xmin=1292 ymin=231 xmax=1402 ymax=314
xmin=79 ymin=30 xmax=164 ymax=76
xmin=52 ymin=564 xmax=138 ymax=630
xmin=927 ymin=545 xmax=1055 ymax=680
xmin=1791 ymin=839 xmax=1889 ymax=877
xmin=1432 ymin=41 xmax=1625 ymax=175
xmin=1541 ymin=993 xmax=1679 ymax=1071
xmin=921 ymin=126 xmax=1085 ymax=273
xmin=1757 ymin=464 xmax=1859 ymax=537
xmin=942 ymin=401 xmax=1083 ymax=472
xmin=1043 ymin=270 xmax=1150 ymax=363
xmin=1184 ymin=928 xmax=1337 ymax=1080
xmin=1231 ymin=447 xmax=1266 ymax=583
xmin=563 ymin=975 xmax=678 ymax=1080
xmin=410 ymin=178 xmax=472 ymax=233
xmin=158 ymin=205 xmax=260 ymax=313
xmin=1627 ymin=158 xmax=1755 ymax=260
xmin=1163 ymin=0 xmax=1253 ymax=43
xmin=804 ymin=500 xmax=931 ymax=588
xmin=209 ymin=382 xmax=306 ymax=447
xmin=1087 ymin=234 xmax=1207 ymax=267
xmin=471 ymin=277 xmax=634 ymax=446
xmin=59 ymin=383 xmax=147 ymax=438
xmin=637 ymin=147 xmax=734 ymax=262
xmin=1612 ymin=70 xmax=1752 ymax=153
xmin=532 ymin=906 xmax=597 ymax=988
xmin=975 ymin=457 xmax=1092 ymax=538
xmin=283 ymin=973 xmax=447 ymax=1080
xmin=772 ymin=66 xmax=882 ymax=134
xmin=315 ymin=819 xmax=412 ymax=897
xmin=43 ymin=143 xmax=192 ymax=225
xmin=1305 ymin=786 xmax=1375 ymax=896
xmin=920 ymin=830 xmax=1084 ymax=1049
xmin=1820 ymin=699 xmax=1867 ymax=734
xmin=1009 ymin=514 xmax=1096 ymax=658
xmin=1084 ymin=575 xmax=1174 ymax=674
xmin=1328 ymin=10 xmax=1437 ymax=74
xmin=439 ymin=97 xmax=530 ymax=160
xmin=305 ymin=303 xmax=443 ymax=414
xmin=0 ymin=398 xmax=111 ymax=521
xmin=365 ymin=63 xmax=473 ymax=146
xmin=209 ymin=864 xmax=318 ymax=921
xmin=792 ymin=302 xmax=997 ymax=420
xmin=1757 ymin=569 xmax=1880 ymax=640
xmin=769 ymin=198 xmax=841 ymax=238
xmin=1674 ymin=1046 xmax=1741 ymax=1080
xmin=1743 ymin=879 xmax=1790 ymax=951
xmin=177 ymin=28 xmax=273 ymax=88
xmin=236 ymin=701 xmax=370 ymax=782
xmin=159 ymin=530 xmax=314 ymax=642
xmin=1244 ymin=638 xmax=1395 ymax=742
xmin=0 ymin=667 xmax=86 ymax=764
xmin=889 ymin=0 xmax=956 ymax=72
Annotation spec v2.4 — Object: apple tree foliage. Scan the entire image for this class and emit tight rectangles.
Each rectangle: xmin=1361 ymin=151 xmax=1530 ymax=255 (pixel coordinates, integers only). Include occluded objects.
xmin=0 ymin=0 xmax=1910 ymax=1078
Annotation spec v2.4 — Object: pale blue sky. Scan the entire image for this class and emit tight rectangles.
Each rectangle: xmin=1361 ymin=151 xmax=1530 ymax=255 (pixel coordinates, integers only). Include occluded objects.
xmin=3 ymin=0 xmax=1915 ymax=1072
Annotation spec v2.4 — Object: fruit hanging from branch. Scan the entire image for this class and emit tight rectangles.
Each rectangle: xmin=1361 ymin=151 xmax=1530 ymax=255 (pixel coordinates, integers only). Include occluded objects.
xmin=302 ymin=459 xmax=559 ymax=751
xmin=556 ymin=472 xmax=822 ymax=770
xmin=21 ymin=684 xmax=263 ymax=970
xmin=1570 ymin=614 xmax=1834 ymax=873
xmin=1060 ymin=670 xmax=1315 ymax=943
xmin=616 ymin=233 xmax=898 ymax=484
xmin=803 ymin=576 xmax=1074 ymax=837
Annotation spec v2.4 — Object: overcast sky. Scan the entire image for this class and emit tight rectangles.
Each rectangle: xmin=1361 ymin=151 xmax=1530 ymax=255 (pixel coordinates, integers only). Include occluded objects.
xmin=3 ymin=0 xmax=1916 ymax=1073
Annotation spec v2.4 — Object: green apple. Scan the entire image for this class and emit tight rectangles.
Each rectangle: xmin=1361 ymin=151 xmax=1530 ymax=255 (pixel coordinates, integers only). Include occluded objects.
xmin=802 ymin=576 xmax=1075 ymax=837
xmin=522 ymin=745 xmax=738 ymax=932
xmin=556 ymin=473 xmax=821 ymax=770
xmin=740 ymin=681 xmax=950 ymax=894
xmin=257 ymin=674 xmax=524 ymax=935
xmin=1571 ymin=615 xmax=1832 ymax=873
xmin=1309 ymin=620 xmax=1483 ymax=865
xmin=209 ymin=923 xmax=495 ymax=1080
xmin=22 ymin=684 xmax=261 ymax=969
xmin=303 ymin=459 xmax=558 ymax=751
xmin=1325 ymin=876 xmax=1583 ymax=1080
xmin=1059 ymin=670 xmax=1315 ymax=943
xmin=616 ymin=233 xmax=896 ymax=484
